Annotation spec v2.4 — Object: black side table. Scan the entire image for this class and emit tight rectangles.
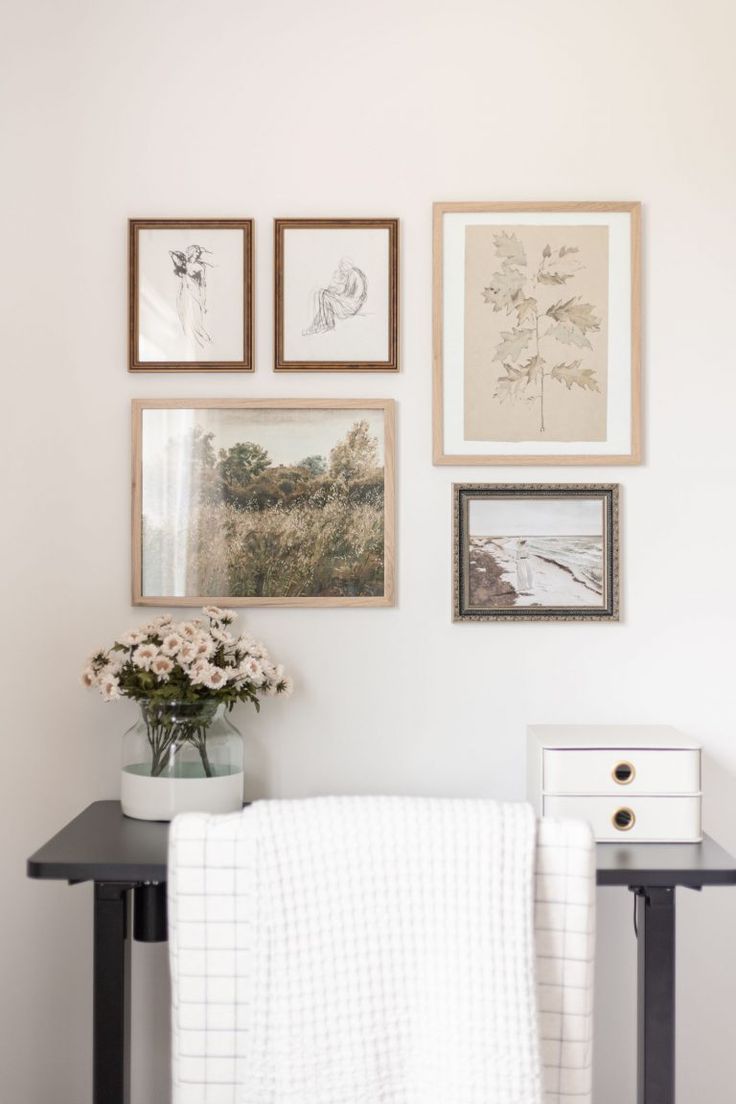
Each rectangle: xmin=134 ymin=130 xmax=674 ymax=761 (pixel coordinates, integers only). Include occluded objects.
xmin=28 ymin=801 xmax=736 ymax=1104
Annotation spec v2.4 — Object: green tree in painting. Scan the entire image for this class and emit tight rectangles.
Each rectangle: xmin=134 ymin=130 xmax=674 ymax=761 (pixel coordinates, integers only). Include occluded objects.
xmin=482 ymin=232 xmax=601 ymax=432
xmin=328 ymin=420 xmax=378 ymax=480
xmin=297 ymin=454 xmax=327 ymax=477
xmin=217 ymin=442 xmax=271 ymax=488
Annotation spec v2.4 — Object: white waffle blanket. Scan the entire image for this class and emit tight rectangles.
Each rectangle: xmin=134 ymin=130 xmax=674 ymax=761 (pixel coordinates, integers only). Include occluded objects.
xmin=169 ymin=798 xmax=595 ymax=1104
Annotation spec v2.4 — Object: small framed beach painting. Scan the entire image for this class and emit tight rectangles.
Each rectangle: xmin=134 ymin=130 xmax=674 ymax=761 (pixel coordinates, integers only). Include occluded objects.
xmin=129 ymin=219 xmax=253 ymax=371
xmin=132 ymin=398 xmax=395 ymax=607
xmin=433 ymin=202 xmax=640 ymax=464
xmin=453 ymin=484 xmax=619 ymax=621
xmin=274 ymin=218 xmax=399 ymax=371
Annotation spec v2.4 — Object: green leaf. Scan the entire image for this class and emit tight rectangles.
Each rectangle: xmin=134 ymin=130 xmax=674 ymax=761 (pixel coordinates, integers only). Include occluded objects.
xmin=514 ymin=296 xmax=537 ymax=324
xmin=492 ymin=328 xmax=534 ymax=363
xmin=481 ymin=267 xmax=526 ymax=312
xmin=550 ymin=361 xmax=600 ymax=392
xmin=545 ymin=297 xmax=600 ymax=333
xmin=546 ymin=321 xmax=593 ymax=349
xmin=493 ymin=231 xmax=526 ymax=266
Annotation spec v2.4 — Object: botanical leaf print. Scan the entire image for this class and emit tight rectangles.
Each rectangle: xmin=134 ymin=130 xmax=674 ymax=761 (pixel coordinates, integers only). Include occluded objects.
xmin=479 ymin=232 xmax=603 ymax=434
xmin=537 ymin=245 xmax=583 ymax=285
xmin=481 ymin=267 xmax=526 ymax=312
xmin=545 ymin=297 xmax=600 ymax=334
xmin=547 ymin=321 xmax=593 ymax=349
xmin=550 ymin=361 xmax=600 ymax=391
xmin=492 ymin=328 xmax=534 ymax=363
xmin=493 ymin=231 xmax=526 ymax=267
xmin=514 ymin=296 xmax=538 ymax=324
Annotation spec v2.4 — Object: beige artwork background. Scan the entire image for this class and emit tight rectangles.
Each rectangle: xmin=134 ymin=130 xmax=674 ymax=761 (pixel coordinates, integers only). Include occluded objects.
xmin=464 ymin=224 xmax=609 ymax=442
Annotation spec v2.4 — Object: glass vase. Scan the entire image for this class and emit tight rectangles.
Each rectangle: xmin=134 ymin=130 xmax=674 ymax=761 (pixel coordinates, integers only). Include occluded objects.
xmin=120 ymin=700 xmax=244 ymax=821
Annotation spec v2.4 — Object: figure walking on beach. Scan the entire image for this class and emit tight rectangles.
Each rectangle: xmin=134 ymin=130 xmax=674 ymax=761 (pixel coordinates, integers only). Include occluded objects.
xmin=303 ymin=257 xmax=368 ymax=336
xmin=515 ymin=538 xmax=534 ymax=595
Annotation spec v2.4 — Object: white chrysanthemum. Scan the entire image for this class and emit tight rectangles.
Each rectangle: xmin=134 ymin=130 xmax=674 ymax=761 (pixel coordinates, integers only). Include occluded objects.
xmin=132 ymin=643 xmax=158 ymax=670
xmin=151 ymin=655 xmax=174 ymax=681
xmin=189 ymin=660 xmax=212 ymax=686
xmin=193 ymin=638 xmax=214 ymax=660
xmin=80 ymin=666 xmax=97 ymax=689
xmin=105 ymin=652 xmax=124 ymax=675
xmin=100 ymin=674 xmax=121 ymax=702
xmin=117 ymin=629 xmax=146 ymax=647
xmin=278 ymin=676 xmax=294 ymax=696
xmin=203 ymin=606 xmax=227 ymax=622
xmin=152 ymin=614 xmax=173 ymax=628
xmin=160 ymin=633 xmax=183 ymax=657
xmin=210 ymin=626 xmax=234 ymax=646
xmin=177 ymin=640 xmax=198 ymax=665
xmin=177 ymin=621 xmax=201 ymax=640
xmin=241 ymin=657 xmax=265 ymax=686
xmin=204 ymin=667 xmax=228 ymax=690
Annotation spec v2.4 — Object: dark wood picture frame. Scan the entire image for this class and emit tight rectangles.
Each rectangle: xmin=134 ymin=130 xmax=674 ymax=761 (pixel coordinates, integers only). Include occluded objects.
xmin=274 ymin=218 xmax=399 ymax=372
xmin=129 ymin=218 xmax=253 ymax=372
xmin=453 ymin=483 xmax=620 ymax=622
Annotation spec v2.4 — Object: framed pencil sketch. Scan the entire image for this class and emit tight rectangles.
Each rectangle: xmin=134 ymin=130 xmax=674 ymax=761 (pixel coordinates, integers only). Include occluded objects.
xmin=129 ymin=219 xmax=253 ymax=371
xmin=132 ymin=398 xmax=395 ymax=607
xmin=453 ymin=484 xmax=619 ymax=621
xmin=433 ymin=202 xmax=640 ymax=464
xmin=274 ymin=218 xmax=399 ymax=371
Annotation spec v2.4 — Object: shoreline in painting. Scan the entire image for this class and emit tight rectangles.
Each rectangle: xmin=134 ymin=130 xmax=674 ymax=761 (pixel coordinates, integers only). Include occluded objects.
xmin=468 ymin=535 xmax=604 ymax=609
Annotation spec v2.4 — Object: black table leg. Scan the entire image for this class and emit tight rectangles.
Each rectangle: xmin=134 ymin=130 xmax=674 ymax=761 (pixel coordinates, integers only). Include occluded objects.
xmin=635 ymin=886 xmax=676 ymax=1104
xmin=93 ymin=882 xmax=133 ymax=1104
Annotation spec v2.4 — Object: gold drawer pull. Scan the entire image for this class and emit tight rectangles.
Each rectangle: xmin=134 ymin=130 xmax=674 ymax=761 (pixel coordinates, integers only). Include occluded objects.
xmin=612 ymin=807 xmax=636 ymax=832
xmin=612 ymin=760 xmax=636 ymax=785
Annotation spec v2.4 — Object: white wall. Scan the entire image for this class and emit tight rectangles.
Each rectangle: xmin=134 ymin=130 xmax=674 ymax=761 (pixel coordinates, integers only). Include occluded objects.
xmin=3 ymin=1 xmax=736 ymax=1100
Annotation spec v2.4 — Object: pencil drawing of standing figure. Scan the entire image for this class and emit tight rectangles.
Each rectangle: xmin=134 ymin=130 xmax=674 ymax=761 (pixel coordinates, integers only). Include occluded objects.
xmin=169 ymin=245 xmax=213 ymax=349
xmin=303 ymin=257 xmax=368 ymax=336
xmin=515 ymin=538 xmax=534 ymax=595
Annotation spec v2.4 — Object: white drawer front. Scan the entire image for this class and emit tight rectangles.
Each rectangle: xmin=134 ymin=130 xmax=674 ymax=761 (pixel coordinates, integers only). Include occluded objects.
xmin=542 ymin=794 xmax=702 ymax=842
xmin=543 ymin=748 xmax=700 ymax=795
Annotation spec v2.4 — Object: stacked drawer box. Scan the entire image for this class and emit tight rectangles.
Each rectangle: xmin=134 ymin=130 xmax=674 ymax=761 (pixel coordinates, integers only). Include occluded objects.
xmin=527 ymin=725 xmax=702 ymax=842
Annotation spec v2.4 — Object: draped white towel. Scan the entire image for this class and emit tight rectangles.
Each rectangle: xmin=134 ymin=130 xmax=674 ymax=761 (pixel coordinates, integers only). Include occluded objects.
xmin=168 ymin=798 xmax=595 ymax=1104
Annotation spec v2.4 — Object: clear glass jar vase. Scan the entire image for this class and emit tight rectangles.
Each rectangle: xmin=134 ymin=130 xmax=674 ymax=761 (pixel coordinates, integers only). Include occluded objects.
xmin=120 ymin=700 xmax=244 ymax=821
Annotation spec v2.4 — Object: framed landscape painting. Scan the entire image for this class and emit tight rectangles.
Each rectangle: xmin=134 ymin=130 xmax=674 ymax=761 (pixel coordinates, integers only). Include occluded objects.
xmin=433 ymin=202 xmax=640 ymax=464
xmin=274 ymin=218 xmax=399 ymax=371
xmin=129 ymin=219 xmax=253 ymax=371
xmin=453 ymin=484 xmax=619 ymax=621
xmin=132 ymin=399 xmax=395 ymax=606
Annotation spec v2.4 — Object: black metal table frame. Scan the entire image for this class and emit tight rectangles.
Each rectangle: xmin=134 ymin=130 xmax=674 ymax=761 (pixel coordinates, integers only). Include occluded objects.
xmin=28 ymin=803 xmax=736 ymax=1104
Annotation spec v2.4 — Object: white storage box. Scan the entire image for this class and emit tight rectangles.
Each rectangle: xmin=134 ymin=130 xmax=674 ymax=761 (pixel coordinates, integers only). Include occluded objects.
xmin=528 ymin=725 xmax=702 ymax=842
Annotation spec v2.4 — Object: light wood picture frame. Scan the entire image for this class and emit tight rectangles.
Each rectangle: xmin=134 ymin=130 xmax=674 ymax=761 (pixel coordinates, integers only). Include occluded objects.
xmin=129 ymin=219 xmax=253 ymax=372
xmin=132 ymin=398 xmax=396 ymax=607
xmin=433 ymin=202 xmax=641 ymax=465
xmin=453 ymin=483 xmax=619 ymax=622
xmin=274 ymin=218 xmax=399 ymax=371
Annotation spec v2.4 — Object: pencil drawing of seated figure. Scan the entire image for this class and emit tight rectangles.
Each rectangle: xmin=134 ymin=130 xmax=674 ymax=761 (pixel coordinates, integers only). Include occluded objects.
xmin=303 ymin=257 xmax=368 ymax=336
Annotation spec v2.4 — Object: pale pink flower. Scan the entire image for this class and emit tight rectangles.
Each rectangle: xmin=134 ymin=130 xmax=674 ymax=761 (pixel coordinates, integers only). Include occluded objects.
xmin=160 ymin=633 xmax=183 ymax=657
xmin=132 ymin=643 xmax=158 ymax=670
xmin=117 ymin=630 xmax=146 ymax=647
xmin=241 ymin=657 xmax=264 ymax=686
xmin=80 ymin=666 xmax=97 ymax=689
xmin=99 ymin=674 xmax=121 ymax=702
xmin=177 ymin=640 xmax=198 ymax=664
xmin=151 ymin=655 xmax=174 ymax=681
xmin=204 ymin=667 xmax=227 ymax=690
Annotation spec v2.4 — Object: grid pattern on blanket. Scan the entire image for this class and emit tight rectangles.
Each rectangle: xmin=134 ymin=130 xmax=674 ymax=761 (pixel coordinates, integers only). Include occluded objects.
xmin=168 ymin=801 xmax=594 ymax=1104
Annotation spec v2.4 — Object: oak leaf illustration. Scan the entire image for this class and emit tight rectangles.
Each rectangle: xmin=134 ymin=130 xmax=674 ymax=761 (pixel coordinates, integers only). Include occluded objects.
xmin=492 ymin=328 xmax=534 ymax=363
xmin=545 ymin=297 xmax=600 ymax=334
xmin=493 ymin=231 xmax=526 ymax=267
xmin=514 ymin=296 xmax=538 ymax=324
xmin=537 ymin=246 xmax=582 ymax=285
xmin=550 ymin=361 xmax=600 ymax=392
xmin=546 ymin=321 xmax=593 ymax=349
xmin=481 ymin=267 xmax=526 ymax=312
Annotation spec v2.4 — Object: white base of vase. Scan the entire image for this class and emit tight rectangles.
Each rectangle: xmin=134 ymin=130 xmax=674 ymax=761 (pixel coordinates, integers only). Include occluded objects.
xmin=120 ymin=767 xmax=244 ymax=821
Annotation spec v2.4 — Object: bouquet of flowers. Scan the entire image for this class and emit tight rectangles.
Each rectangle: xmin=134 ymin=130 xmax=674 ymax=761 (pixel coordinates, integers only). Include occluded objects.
xmin=81 ymin=606 xmax=292 ymax=706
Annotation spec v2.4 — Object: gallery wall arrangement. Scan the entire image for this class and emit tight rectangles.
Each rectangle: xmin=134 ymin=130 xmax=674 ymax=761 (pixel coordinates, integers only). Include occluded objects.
xmin=126 ymin=204 xmax=640 ymax=620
